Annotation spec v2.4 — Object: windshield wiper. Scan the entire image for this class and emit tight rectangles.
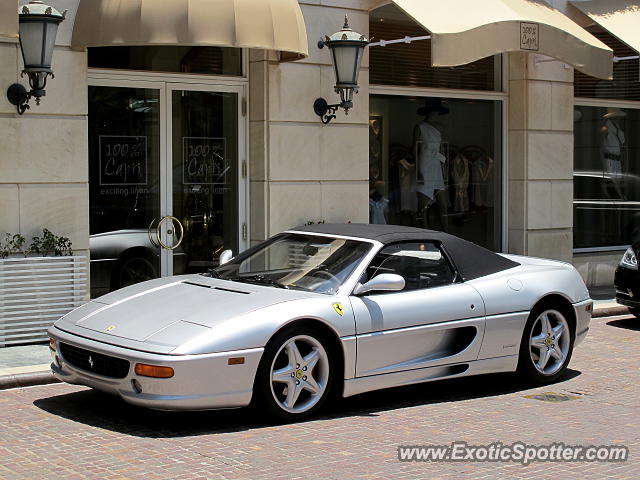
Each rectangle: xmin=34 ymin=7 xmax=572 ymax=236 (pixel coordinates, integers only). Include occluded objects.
xmin=231 ymin=275 xmax=288 ymax=289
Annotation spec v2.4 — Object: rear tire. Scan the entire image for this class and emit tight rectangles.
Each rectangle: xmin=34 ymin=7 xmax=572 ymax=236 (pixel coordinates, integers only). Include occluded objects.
xmin=517 ymin=303 xmax=575 ymax=384
xmin=253 ymin=325 xmax=336 ymax=422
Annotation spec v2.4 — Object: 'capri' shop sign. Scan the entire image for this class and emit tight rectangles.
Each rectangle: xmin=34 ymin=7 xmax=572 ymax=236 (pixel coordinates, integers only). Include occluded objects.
xmin=183 ymin=137 xmax=228 ymax=185
xmin=99 ymin=136 xmax=148 ymax=185
xmin=520 ymin=22 xmax=539 ymax=51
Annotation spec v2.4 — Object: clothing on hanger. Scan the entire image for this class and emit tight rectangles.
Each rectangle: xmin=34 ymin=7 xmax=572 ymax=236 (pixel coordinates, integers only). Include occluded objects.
xmin=471 ymin=155 xmax=494 ymax=207
xmin=452 ymin=154 xmax=469 ymax=212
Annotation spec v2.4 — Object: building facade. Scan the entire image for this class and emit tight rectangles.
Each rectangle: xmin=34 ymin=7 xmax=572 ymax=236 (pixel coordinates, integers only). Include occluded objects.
xmin=1 ymin=0 xmax=638 ymax=337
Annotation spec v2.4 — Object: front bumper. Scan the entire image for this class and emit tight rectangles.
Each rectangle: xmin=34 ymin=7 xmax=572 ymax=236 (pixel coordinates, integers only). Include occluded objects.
xmin=48 ymin=325 xmax=263 ymax=411
xmin=614 ymin=266 xmax=640 ymax=309
xmin=573 ymin=298 xmax=593 ymax=347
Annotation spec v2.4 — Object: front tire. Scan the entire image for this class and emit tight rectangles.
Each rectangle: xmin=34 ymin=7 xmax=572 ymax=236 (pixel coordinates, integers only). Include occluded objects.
xmin=628 ymin=307 xmax=640 ymax=319
xmin=517 ymin=304 xmax=575 ymax=384
xmin=253 ymin=325 xmax=335 ymax=422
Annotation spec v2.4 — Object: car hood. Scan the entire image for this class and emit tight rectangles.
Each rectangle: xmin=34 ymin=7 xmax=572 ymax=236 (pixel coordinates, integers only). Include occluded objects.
xmin=54 ymin=275 xmax=317 ymax=353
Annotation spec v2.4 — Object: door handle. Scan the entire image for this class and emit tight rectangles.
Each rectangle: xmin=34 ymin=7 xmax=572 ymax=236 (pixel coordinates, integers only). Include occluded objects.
xmin=156 ymin=215 xmax=185 ymax=250
xmin=148 ymin=218 xmax=159 ymax=248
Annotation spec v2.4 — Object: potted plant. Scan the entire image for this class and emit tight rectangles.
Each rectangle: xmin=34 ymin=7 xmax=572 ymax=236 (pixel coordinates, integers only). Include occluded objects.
xmin=0 ymin=229 xmax=87 ymax=347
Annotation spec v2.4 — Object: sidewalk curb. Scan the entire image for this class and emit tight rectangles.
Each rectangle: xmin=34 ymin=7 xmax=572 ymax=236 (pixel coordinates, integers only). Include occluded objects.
xmin=0 ymin=371 xmax=59 ymax=391
xmin=593 ymin=305 xmax=630 ymax=318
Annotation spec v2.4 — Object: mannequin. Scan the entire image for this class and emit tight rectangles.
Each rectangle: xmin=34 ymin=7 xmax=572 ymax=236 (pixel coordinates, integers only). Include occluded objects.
xmin=413 ymin=112 xmax=446 ymax=200
xmin=413 ymin=98 xmax=449 ymax=229
xmin=601 ymin=107 xmax=626 ymax=177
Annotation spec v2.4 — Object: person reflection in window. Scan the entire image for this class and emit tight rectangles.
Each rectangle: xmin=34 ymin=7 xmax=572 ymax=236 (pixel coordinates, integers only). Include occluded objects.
xmin=601 ymin=107 xmax=626 ymax=177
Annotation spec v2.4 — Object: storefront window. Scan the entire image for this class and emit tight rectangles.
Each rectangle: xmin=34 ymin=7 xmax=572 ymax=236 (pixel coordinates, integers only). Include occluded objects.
xmin=574 ymin=105 xmax=640 ymax=249
xmin=88 ymin=46 xmax=243 ymax=76
xmin=369 ymin=95 xmax=502 ymax=250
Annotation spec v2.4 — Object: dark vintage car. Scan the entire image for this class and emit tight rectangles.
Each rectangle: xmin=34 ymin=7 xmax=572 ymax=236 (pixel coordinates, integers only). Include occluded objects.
xmin=89 ymin=229 xmax=161 ymax=298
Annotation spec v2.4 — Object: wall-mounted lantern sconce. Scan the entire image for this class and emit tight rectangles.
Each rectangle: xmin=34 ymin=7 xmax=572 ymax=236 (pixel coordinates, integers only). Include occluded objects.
xmin=6 ymin=1 xmax=66 ymax=115
xmin=314 ymin=16 xmax=368 ymax=124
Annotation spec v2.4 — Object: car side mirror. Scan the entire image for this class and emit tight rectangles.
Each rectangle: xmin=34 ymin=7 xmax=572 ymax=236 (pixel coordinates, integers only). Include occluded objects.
xmin=353 ymin=273 xmax=405 ymax=295
xmin=219 ymin=249 xmax=233 ymax=265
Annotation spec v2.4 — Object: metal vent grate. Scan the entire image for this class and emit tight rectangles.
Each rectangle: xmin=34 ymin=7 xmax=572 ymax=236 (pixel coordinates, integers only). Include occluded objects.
xmin=524 ymin=392 xmax=582 ymax=402
xmin=0 ymin=256 xmax=87 ymax=346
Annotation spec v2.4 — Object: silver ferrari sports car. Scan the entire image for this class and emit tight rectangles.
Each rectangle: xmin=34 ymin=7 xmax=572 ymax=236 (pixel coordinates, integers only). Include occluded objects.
xmin=49 ymin=224 xmax=593 ymax=421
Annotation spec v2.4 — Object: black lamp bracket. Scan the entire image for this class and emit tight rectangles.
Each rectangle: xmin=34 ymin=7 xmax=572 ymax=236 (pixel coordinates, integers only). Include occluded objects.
xmin=7 ymin=83 xmax=32 ymax=115
xmin=313 ymin=98 xmax=354 ymax=124
xmin=7 ymin=73 xmax=51 ymax=115
xmin=313 ymin=98 xmax=340 ymax=124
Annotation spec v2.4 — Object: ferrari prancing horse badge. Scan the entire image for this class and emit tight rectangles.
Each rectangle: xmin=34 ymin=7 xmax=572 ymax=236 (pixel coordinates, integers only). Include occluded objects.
xmin=332 ymin=302 xmax=344 ymax=316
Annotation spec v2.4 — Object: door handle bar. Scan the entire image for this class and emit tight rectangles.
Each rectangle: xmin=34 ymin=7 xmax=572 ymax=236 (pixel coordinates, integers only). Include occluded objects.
xmin=156 ymin=215 xmax=184 ymax=250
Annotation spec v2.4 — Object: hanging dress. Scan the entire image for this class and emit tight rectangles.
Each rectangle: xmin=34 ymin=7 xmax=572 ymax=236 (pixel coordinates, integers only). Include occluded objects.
xmin=452 ymin=154 xmax=469 ymax=212
xmin=471 ymin=155 xmax=494 ymax=207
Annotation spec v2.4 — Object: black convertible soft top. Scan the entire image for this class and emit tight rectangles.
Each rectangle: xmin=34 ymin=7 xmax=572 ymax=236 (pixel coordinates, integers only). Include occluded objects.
xmin=291 ymin=223 xmax=519 ymax=281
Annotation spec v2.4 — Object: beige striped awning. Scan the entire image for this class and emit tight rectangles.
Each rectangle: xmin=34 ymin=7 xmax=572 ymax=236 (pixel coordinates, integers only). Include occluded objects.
xmin=373 ymin=0 xmax=613 ymax=79
xmin=71 ymin=0 xmax=308 ymax=61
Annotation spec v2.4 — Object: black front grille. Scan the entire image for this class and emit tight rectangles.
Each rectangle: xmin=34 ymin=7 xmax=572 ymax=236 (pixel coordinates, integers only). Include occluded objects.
xmin=60 ymin=343 xmax=130 ymax=379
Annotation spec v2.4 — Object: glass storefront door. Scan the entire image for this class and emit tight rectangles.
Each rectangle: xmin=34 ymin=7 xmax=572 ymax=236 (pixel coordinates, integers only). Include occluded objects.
xmin=169 ymin=88 xmax=239 ymax=275
xmin=88 ymin=81 xmax=245 ymax=298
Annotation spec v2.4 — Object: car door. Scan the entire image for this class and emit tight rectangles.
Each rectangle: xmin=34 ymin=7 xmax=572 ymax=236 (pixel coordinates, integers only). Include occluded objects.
xmin=350 ymin=241 xmax=486 ymax=377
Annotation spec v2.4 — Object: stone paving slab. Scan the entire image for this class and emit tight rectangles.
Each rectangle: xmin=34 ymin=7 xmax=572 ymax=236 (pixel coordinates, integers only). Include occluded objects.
xmin=0 ymin=344 xmax=50 ymax=370
xmin=0 ymin=315 xmax=639 ymax=479
xmin=0 ymin=363 xmax=51 ymax=376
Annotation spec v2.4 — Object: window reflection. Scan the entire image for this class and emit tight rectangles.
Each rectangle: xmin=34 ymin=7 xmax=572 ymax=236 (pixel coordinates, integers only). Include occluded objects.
xmin=574 ymin=105 xmax=640 ymax=248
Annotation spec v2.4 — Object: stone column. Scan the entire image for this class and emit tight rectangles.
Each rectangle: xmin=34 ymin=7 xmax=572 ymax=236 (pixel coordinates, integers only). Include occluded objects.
xmin=248 ymin=0 xmax=370 ymax=245
xmin=507 ymin=52 xmax=574 ymax=262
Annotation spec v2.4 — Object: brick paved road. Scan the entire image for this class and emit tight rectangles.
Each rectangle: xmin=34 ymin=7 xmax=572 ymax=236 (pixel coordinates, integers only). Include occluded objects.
xmin=1 ymin=315 xmax=639 ymax=480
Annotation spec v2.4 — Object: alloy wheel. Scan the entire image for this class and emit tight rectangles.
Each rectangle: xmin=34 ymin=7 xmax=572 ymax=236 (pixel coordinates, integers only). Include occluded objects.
xmin=269 ymin=335 xmax=330 ymax=414
xmin=528 ymin=309 xmax=571 ymax=376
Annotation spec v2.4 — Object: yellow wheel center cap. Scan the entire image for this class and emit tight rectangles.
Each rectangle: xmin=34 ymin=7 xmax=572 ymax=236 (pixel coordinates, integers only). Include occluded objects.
xmin=545 ymin=337 xmax=553 ymax=347
xmin=296 ymin=370 xmax=303 ymax=379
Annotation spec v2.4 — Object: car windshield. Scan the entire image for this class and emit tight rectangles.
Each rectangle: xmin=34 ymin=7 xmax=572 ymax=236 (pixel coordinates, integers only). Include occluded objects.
xmin=211 ymin=233 xmax=372 ymax=294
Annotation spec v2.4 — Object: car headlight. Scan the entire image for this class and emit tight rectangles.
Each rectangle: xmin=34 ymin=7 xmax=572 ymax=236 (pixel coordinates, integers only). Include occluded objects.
xmin=620 ymin=247 xmax=638 ymax=270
